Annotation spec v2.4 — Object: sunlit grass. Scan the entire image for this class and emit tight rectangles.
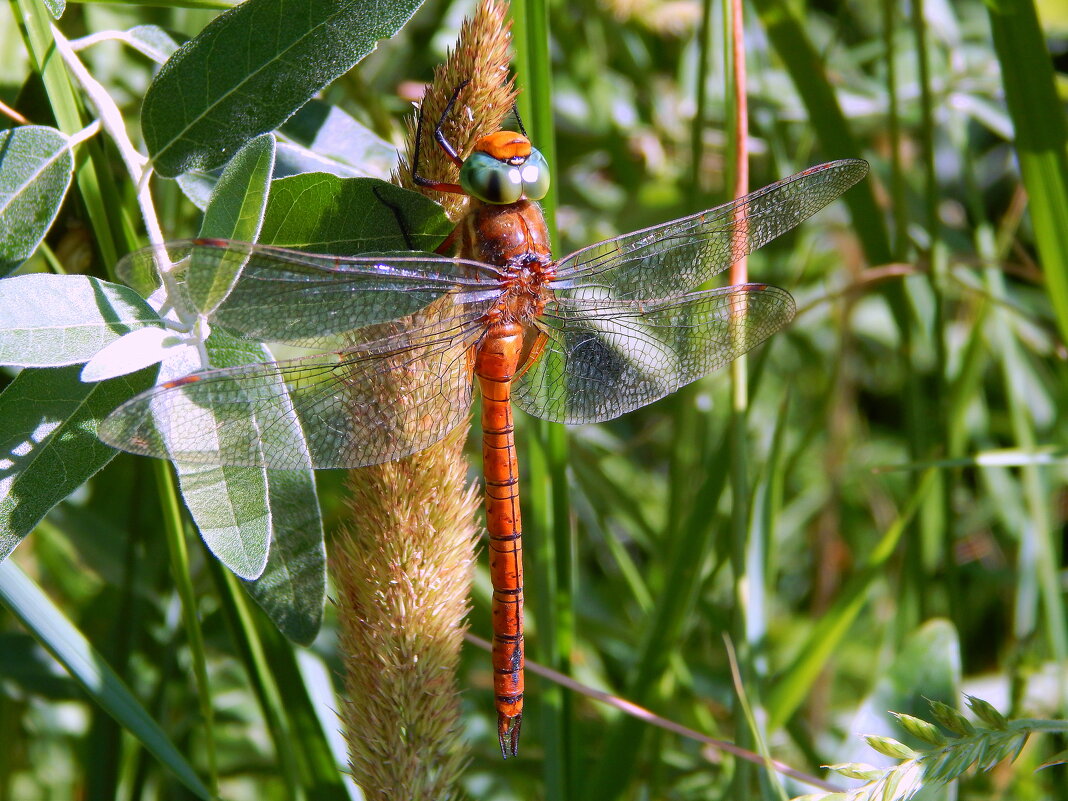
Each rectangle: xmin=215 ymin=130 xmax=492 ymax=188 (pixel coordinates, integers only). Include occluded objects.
xmin=1 ymin=0 xmax=1066 ymax=799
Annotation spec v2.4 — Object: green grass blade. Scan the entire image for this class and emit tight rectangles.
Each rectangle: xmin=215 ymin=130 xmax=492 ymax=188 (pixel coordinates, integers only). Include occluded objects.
xmin=0 ymin=559 xmax=214 ymax=800
xmin=748 ymin=0 xmax=891 ymax=266
xmin=210 ymin=560 xmax=350 ymax=799
xmin=987 ymin=0 xmax=1068 ymax=365
xmin=13 ymin=0 xmax=130 ymax=272
xmin=767 ymin=469 xmax=938 ymax=729
xmin=585 ymin=428 xmax=731 ymax=801
xmin=514 ymin=1 xmax=574 ymax=790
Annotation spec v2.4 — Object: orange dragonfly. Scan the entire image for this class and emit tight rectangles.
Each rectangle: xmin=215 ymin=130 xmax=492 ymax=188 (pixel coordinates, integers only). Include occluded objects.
xmin=100 ymin=85 xmax=868 ymax=757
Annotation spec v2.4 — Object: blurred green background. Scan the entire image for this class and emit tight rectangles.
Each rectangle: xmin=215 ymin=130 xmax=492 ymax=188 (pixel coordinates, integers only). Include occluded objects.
xmin=1 ymin=0 xmax=1066 ymax=799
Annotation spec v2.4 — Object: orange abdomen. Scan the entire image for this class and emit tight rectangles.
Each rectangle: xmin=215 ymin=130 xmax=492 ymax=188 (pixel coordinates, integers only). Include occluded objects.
xmin=473 ymin=321 xmax=526 ymax=756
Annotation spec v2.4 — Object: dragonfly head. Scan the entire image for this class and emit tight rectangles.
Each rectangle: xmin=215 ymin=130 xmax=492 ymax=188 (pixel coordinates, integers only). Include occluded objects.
xmin=461 ymin=131 xmax=550 ymax=205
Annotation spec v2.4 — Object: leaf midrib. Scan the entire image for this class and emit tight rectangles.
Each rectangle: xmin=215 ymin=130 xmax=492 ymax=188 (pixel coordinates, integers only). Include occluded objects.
xmin=150 ymin=0 xmax=366 ymax=167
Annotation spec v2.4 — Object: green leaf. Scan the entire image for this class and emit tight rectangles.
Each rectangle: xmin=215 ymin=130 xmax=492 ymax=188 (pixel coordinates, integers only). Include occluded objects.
xmin=172 ymin=334 xmax=274 ymax=582
xmin=0 ymin=274 xmax=160 ymax=367
xmin=192 ymin=133 xmax=276 ymax=313
xmin=0 ymin=365 xmax=155 ymax=558
xmin=124 ymin=24 xmax=181 ymax=64
xmin=177 ymin=462 xmax=271 ymax=581
xmin=176 ymin=333 xmax=325 ymax=630
xmin=174 ymin=104 xmax=398 ymax=211
xmin=0 ymin=560 xmax=212 ymax=799
xmin=142 ymin=0 xmax=426 ymax=177
xmin=259 ymin=174 xmax=451 ymax=253
xmin=242 ymin=467 xmax=326 ymax=645
xmin=200 ymin=133 xmax=275 ymax=243
xmin=42 ymin=0 xmax=63 ymax=19
xmin=0 ymin=126 xmax=74 ymax=275
xmin=175 ymin=170 xmax=216 ymax=212
xmin=279 ymin=100 xmax=398 ymax=178
xmin=80 ymin=327 xmax=177 ymax=382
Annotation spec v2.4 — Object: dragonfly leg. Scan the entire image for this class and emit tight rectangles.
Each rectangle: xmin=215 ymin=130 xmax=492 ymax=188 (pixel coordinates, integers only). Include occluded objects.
xmin=434 ymin=224 xmax=461 ymax=256
xmin=412 ymin=80 xmax=468 ymax=195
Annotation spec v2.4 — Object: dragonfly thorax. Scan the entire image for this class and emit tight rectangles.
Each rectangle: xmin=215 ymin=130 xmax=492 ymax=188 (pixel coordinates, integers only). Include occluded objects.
xmin=461 ymin=198 xmax=553 ymax=270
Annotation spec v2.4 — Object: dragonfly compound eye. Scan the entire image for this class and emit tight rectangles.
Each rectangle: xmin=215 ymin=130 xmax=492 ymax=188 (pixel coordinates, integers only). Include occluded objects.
xmin=461 ymin=147 xmax=551 ymax=205
xmin=461 ymin=150 xmax=525 ymax=204
xmin=518 ymin=148 xmax=550 ymax=201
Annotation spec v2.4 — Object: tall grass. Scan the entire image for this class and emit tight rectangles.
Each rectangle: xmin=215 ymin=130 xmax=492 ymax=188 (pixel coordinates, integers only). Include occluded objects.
xmin=1 ymin=0 xmax=1065 ymax=799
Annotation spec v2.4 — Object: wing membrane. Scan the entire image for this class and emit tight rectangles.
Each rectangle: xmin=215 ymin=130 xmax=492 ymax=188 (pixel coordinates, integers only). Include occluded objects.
xmin=551 ymin=160 xmax=867 ymax=300
xmin=99 ymin=306 xmax=487 ymax=469
xmin=119 ymin=239 xmax=504 ymax=347
xmin=513 ymin=285 xmax=795 ymax=424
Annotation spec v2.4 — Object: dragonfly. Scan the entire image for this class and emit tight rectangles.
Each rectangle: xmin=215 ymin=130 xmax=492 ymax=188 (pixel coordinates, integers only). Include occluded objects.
xmin=99 ymin=82 xmax=869 ymax=758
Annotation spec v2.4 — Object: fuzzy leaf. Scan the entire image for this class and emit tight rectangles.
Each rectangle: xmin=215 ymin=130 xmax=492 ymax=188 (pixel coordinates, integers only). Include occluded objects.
xmin=200 ymin=133 xmax=275 ymax=244
xmin=175 ymin=171 xmax=215 ymax=212
xmin=177 ymin=461 xmax=271 ymax=581
xmin=0 ymin=365 xmax=155 ymax=558
xmin=241 ymin=466 xmax=326 ymax=645
xmin=173 ymin=335 xmax=279 ymax=582
xmin=80 ymin=326 xmax=175 ymax=381
xmin=278 ymin=100 xmax=398 ymax=178
xmin=0 ymin=274 xmax=160 ymax=367
xmin=125 ymin=24 xmax=180 ymax=64
xmin=174 ymin=332 xmax=325 ymax=633
xmin=192 ymin=133 xmax=276 ymax=314
xmin=142 ymin=0 xmax=425 ymax=177
xmin=0 ymin=126 xmax=74 ymax=275
xmin=259 ymin=174 xmax=451 ymax=253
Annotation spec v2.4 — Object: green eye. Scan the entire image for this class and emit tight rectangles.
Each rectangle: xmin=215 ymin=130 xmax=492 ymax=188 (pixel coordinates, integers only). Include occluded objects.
xmin=519 ymin=148 xmax=550 ymax=201
xmin=460 ymin=151 xmax=523 ymax=204
xmin=459 ymin=148 xmax=552 ymax=204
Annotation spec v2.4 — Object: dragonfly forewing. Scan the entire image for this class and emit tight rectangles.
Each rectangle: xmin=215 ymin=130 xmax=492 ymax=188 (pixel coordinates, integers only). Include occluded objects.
xmin=118 ymin=239 xmax=505 ymax=348
xmin=550 ymin=159 xmax=868 ymax=301
xmin=513 ymin=284 xmax=795 ymax=424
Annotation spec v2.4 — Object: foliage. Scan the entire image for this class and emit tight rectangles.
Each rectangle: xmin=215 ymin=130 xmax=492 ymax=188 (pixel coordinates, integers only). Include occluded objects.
xmin=795 ymin=696 xmax=1068 ymax=801
xmin=0 ymin=0 xmax=1066 ymax=799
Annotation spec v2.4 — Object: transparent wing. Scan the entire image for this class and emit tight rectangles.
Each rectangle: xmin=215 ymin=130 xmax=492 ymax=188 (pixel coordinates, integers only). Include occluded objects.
xmin=513 ymin=285 xmax=795 ymax=424
xmin=120 ymin=239 xmax=505 ymax=347
xmin=550 ymin=160 xmax=868 ymax=299
xmin=99 ymin=305 xmax=488 ymax=469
